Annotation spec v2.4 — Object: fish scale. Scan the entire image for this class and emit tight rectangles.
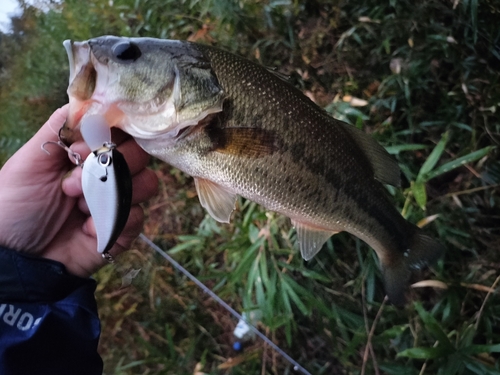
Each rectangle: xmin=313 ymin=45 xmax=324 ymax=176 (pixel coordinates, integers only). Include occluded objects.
xmin=61 ymin=36 xmax=445 ymax=304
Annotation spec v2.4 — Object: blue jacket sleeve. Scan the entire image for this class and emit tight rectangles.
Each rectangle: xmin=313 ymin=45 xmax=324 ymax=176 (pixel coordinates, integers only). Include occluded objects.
xmin=0 ymin=246 xmax=103 ymax=375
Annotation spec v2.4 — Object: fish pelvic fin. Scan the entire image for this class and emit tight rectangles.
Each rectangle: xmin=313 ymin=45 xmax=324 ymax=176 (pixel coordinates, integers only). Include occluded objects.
xmin=194 ymin=178 xmax=237 ymax=223
xmin=339 ymin=122 xmax=401 ymax=187
xmin=292 ymin=220 xmax=339 ymax=261
xmin=381 ymin=227 xmax=445 ymax=305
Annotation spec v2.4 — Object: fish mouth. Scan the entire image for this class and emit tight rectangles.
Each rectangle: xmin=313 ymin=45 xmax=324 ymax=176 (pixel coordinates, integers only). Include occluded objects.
xmin=61 ymin=39 xmax=96 ymax=143
xmin=63 ymin=40 xmax=97 ymax=102
xmin=61 ymin=39 xmax=123 ymax=144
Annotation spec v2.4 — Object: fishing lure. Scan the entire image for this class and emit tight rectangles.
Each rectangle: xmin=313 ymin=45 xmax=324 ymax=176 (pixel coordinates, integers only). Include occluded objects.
xmin=80 ymin=114 xmax=132 ymax=259
xmin=43 ymin=114 xmax=132 ymax=260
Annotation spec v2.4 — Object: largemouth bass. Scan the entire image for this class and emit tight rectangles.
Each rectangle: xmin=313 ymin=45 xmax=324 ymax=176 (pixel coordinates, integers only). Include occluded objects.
xmin=61 ymin=36 xmax=444 ymax=304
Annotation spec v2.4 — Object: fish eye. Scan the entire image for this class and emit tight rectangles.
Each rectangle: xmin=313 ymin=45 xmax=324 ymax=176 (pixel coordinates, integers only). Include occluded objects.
xmin=112 ymin=41 xmax=142 ymax=62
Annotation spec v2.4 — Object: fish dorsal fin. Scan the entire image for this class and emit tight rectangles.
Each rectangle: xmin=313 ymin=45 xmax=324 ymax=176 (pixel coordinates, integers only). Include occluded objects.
xmin=194 ymin=178 xmax=237 ymax=223
xmin=292 ymin=220 xmax=339 ymax=261
xmin=340 ymin=123 xmax=401 ymax=187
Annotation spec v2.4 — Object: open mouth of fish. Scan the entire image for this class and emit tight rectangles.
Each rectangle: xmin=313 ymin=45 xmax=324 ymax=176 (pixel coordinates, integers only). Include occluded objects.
xmin=62 ymin=40 xmax=123 ymax=142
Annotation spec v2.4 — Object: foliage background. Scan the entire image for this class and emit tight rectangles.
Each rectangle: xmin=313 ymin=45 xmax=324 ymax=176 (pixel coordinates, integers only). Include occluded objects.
xmin=1 ymin=0 xmax=499 ymax=374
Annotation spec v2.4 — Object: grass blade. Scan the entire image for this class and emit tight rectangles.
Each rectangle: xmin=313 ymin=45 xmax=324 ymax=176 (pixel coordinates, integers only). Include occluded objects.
xmin=412 ymin=181 xmax=427 ymax=210
xmin=397 ymin=346 xmax=452 ymax=359
xmin=385 ymin=144 xmax=427 ymax=155
xmin=414 ymin=302 xmax=454 ymax=352
xmin=425 ymin=146 xmax=496 ymax=181
xmin=417 ymin=132 xmax=448 ymax=182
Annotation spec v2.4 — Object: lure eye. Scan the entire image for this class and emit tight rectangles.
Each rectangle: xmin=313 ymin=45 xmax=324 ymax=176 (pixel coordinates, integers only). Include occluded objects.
xmin=112 ymin=41 xmax=142 ymax=62
xmin=98 ymin=153 xmax=112 ymax=167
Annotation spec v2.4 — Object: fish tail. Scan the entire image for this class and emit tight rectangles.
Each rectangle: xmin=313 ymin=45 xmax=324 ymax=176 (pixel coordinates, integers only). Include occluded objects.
xmin=381 ymin=225 xmax=444 ymax=305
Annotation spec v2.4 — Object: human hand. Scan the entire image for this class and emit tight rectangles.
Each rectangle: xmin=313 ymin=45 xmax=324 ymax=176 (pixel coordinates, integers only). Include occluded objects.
xmin=0 ymin=105 xmax=158 ymax=278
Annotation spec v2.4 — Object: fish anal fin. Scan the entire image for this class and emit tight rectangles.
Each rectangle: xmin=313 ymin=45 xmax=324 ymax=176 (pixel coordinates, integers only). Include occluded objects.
xmin=194 ymin=178 xmax=237 ymax=223
xmin=292 ymin=220 xmax=339 ymax=261
xmin=340 ymin=123 xmax=401 ymax=187
xmin=208 ymin=127 xmax=278 ymax=158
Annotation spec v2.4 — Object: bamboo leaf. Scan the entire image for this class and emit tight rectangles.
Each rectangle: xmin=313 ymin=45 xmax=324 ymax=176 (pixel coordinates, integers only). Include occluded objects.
xmin=412 ymin=181 xmax=427 ymax=210
xmin=414 ymin=302 xmax=454 ymax=351
xmin=167 ymin=238 xmax=202 ymax=254
xmin=385 ymin=144 xmax=427 ymax=155
xmin=280 ymin=275 xmax=309 ymax=315
xmin=417 ymin=132 xmax=448 ymax=182
xmin=397 ymin=346 xmax=451 ymax=359
xmin=460 ymin=343 xmax=500 ymax=356
xmin=464 ymin=358 xmax=500 ymax=375
xmin=231 ymin=237 xmax=263 ymax=281
xmin=425 ymin=146 xmax=495 ymax=181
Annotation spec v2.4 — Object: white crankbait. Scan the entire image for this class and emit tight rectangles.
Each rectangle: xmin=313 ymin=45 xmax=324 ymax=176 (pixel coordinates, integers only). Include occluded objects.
xmin=80 ymin=114 xmax=132 ymax=257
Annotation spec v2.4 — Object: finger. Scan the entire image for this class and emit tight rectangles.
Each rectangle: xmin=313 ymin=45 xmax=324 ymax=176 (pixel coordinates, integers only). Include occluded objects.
xmin=72 ymin=136 xmax=149 ymax=176
xmin=110 ymin=128 xmax=132 ymax=145
xmin=76 ymin=168 xmax=157 ymax=227
xmin=78 ymin=195 xmax=90 ymax=215
xmin=7 ymin=105 xmax=70 ymax=172
xmin=116 ymin=138 xmax=151 ymax=176
xmin=62 ymin=164 xmax=158 ymax=204
xmin=35 ymin=105 xmax=70 ymax=146
xmin=61 ymin=167 xmax=83 ymax=197
xmin=82 ymin=205 xmax=145 ymax=256
xmin=69 ymin=140 xmax=91 ymax=163
xmin=113 ymin=205 xmax=145 ymax=252
xmin=131 ymin=168 xmax=159 ymax=204
xmin=75 ymin=169 xmax=154 ymax=232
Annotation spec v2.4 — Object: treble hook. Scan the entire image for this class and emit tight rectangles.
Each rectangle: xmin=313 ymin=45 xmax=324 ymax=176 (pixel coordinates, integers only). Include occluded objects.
xmin=41 ymin=140 xmax=83 ymax=166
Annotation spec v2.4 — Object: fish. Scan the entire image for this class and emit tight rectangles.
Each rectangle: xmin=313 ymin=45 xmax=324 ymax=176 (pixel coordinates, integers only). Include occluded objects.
xmin=60 ymin=36 xmax=444 ymax=304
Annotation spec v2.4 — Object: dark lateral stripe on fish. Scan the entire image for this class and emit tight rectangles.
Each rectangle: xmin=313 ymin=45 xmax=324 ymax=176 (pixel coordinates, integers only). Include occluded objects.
xmin=287 ymin=139 xmax=408 ymax=252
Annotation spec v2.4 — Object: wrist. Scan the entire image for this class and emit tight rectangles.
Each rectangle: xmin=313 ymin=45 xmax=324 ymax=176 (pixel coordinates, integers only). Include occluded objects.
xmin=0 ymin=246 xmax=95 ymax=303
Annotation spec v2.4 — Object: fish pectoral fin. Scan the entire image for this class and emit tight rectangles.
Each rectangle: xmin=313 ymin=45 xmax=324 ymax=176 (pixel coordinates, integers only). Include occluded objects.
xmin=209 ymin=127 xmax=278 ymax=158
xmin=292 ymin=220 xmax=339 ymax=261
xmin=194 ymin=178 xmax=237 ymax=223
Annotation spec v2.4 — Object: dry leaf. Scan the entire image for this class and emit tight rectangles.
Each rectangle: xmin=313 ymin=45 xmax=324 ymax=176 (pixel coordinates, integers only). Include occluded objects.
xmin=390 ymin=58 xmax=403 ymax=74
xmin=411 ymin=280 xmax=449 ymax=290
xmin=460 ymin=282 xmax=498 ymax=293
xmin=350 ymin=97 xmax=368 ymax=107
xmin=193 ymin=362 xmax=207 ymax=375
xmin=416 ymin=214 xmax=440 ymax=228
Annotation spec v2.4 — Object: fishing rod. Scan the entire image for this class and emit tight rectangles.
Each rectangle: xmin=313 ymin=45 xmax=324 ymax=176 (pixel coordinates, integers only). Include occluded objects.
xmin=139 ymin=233 xmax=312 ymax=375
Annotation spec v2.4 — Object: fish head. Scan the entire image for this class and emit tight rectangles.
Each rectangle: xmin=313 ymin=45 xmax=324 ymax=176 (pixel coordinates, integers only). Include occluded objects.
xmin=61 ymin=36 xmax=224 ymax=143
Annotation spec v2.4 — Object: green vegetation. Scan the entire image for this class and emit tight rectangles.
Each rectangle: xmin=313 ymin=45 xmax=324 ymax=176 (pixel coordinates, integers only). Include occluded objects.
xmin=1 ymin=0 xmax=499 ymax=374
